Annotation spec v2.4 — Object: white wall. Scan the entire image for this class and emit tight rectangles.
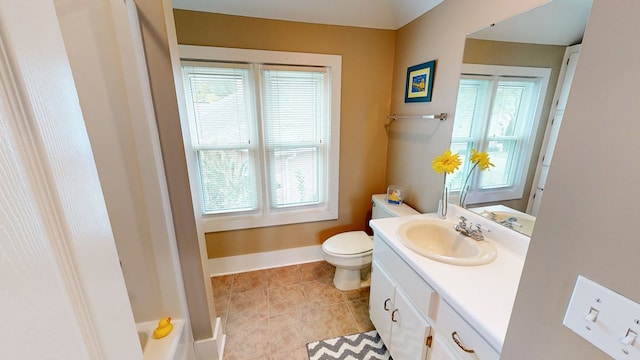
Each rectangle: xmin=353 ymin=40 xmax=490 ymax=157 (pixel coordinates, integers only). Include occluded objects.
xmin=502 ymin=1 xmax=640 ymax=358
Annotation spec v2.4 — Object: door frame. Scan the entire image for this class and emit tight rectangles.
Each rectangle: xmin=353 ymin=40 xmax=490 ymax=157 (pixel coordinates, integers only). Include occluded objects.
xmin=0 ymin=1 xmax=141 ymax=358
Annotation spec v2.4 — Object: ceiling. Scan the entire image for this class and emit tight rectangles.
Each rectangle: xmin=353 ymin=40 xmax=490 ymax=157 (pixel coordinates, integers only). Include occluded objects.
xmin=469 ymin=0 xmax=592 ymax=46
xmin=172 ymin=0 xmax=593 ymax=45
xmin=172 ymin=0 xmax=443 ymax=30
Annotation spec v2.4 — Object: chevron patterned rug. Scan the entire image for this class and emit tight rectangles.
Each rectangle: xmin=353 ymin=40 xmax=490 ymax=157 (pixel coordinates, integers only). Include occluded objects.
xmin=306 ymin=330 xmax=392 ymax=360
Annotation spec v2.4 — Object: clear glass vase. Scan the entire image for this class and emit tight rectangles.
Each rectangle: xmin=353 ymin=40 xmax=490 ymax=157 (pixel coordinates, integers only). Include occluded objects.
xmin=438 ymin=186 xmax=449 ymax=219
xmin=459 ymin=184 xmax=469 ymax=208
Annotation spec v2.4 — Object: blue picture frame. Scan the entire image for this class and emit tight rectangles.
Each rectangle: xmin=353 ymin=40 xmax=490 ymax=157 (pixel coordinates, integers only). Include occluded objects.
xmin=404 ymin=60 xmax=436 ymax=103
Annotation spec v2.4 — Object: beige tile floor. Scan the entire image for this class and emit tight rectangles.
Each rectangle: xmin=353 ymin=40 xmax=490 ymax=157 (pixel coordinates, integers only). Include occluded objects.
xmin=211 ymin=261 xmax=374 ymax=360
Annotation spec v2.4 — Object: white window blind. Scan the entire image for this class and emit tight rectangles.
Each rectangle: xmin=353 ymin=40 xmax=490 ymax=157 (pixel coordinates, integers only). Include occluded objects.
xmin=449 ymin=78 xmax=490 ymax=191
xmin=182 ymin=64 xmax=259 ymax=214
xmin=449 ymin=65 xmax=549 ymax=204
xmin=178 ymin=46 xmax=341 ymax=232
xmin=480 ymin=79 xmax=537 ymax=189
xmin=261 ymin=66 xmax=327 ymax=208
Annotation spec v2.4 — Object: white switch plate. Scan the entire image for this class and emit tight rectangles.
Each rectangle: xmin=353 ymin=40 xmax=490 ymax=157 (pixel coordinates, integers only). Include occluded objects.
xmin=563 ymin=276 xmax=640 ymax=359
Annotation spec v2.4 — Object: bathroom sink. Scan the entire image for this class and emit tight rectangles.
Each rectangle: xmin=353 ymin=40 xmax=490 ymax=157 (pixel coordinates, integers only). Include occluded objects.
xmin=396 ymin=219 xmax=497 ymax=266
xmin=481 ymin=211 xmax=535 ymax=237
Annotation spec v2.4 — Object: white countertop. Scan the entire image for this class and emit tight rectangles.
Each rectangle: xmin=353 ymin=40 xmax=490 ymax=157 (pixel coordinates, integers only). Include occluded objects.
xmin=369 ymin=205 xmax=529 ymax=352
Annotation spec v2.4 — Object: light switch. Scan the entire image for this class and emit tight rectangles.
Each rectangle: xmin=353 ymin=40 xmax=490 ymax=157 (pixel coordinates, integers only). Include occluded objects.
xmin=563 ymin=276 xmax=640 ymax=359
xmin=584 ymin=307 xmax=599 ymax=323
xmin=620 ymin=329 xmax=637 ymax=346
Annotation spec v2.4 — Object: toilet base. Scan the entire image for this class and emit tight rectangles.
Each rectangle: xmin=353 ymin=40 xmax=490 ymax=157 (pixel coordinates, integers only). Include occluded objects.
xmin=332 ymin=264 xmax=372 ymax=291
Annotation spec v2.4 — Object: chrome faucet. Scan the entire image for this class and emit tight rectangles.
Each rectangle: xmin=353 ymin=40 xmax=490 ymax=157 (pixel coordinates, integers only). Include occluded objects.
xmin=455 ymin=216 xmax=484 ymax=241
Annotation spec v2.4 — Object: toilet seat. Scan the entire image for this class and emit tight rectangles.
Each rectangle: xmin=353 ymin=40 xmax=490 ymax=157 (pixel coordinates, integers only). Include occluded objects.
xmin=322 ymin=231 xmax=373 ymax=256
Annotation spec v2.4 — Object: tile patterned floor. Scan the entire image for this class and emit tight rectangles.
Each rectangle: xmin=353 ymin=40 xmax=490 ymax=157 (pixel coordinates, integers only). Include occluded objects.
xmin=211 ymin=261 xmax=375 ymax=360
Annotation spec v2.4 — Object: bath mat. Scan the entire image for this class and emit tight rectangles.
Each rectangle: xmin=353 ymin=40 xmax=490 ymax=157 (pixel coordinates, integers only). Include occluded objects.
xmin=307 ymin=330 xmax=392 ymax=360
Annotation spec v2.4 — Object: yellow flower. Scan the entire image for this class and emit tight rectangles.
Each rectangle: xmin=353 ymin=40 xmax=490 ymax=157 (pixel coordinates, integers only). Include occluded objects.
xmin=470 ymin=149 xmax=494 ymax=171
xmin=432 ymin=150 xmax=461 ymax=175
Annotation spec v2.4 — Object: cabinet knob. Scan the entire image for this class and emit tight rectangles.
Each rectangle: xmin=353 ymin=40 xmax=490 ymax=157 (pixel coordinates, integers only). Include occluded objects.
xmin=383 ymin=298 xmax=391 ymax=311
xmin=451 ymin=331 xmax=475 ymax=354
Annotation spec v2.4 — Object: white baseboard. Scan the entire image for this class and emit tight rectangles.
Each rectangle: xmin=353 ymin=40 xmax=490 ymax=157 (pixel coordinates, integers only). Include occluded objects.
xmin=193 ymin=317 xmax=225 ymax=360
xmin=208 ymin=245 xmax=324 ymax=276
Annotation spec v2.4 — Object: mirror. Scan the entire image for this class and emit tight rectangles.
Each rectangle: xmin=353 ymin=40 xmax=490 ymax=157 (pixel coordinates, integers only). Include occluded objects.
xmin=469 ymin=205 xmax=536 ymax=236
xmin=453 ymin=0 xmax=592 ymax=236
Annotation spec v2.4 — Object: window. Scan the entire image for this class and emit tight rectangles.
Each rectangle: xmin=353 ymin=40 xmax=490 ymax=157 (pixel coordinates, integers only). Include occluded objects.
xmin=179 ymin=46 xmax=341 ymax=232
xmin=449 ymin=64 xmax=550 ymax=204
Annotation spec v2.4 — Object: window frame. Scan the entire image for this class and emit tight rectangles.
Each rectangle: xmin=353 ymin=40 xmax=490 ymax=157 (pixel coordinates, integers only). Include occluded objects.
xmin=451 ymin=64 xmax=550 ymax=204
xmin=179 ymin=45 xmax=341 ymax=232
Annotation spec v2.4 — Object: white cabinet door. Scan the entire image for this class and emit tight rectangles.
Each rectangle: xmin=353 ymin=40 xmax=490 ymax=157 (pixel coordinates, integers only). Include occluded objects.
xmin=389 ymin=287 xmax=431 ymax=360
xmin=370 ymin=260 xmax=432 ymax=360
xmin=429 ymin=334 xmax=459 ymax=360
xmin=370 ymin=260 xmax=395 ymax=346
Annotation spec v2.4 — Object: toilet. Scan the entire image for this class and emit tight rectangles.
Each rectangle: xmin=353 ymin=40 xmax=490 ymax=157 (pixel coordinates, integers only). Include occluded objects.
xmin=322 ymin=194 xmax=419 ymax=290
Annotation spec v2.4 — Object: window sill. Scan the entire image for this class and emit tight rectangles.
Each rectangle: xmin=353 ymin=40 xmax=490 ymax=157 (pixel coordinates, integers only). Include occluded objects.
xmin=458 ymin=187 xmax=524 ymax=206
xmin=201 ymin=206 xmax=338 ymax=232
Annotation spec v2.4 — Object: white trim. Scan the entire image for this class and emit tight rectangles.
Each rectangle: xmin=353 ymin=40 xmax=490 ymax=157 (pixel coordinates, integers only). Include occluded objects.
xmin=0 ymin=1 xmax=140 ymax=357
xmin=462 ymin=63 xmax=552 ymax=78
xmin=0 ymin=24 xmax=101 ymax=359
xmin=458 ymin=63 xmax=551 ymax=204
xmin=193 ymin=317 xmax=225 ymax=360
xmin=527 ymin=44 xmax=582 ymax=215
xmin=178 ymin=45 xmax=342 ymax=233
xmin=180 ymin=45 xmax=342 ymax=68
xmin=208 ymin=245 xmax=325 ymax=276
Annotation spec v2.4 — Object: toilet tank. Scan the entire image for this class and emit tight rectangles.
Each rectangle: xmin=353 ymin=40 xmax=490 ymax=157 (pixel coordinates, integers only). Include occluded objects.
xmin=371 ymin=194 xmax=419 ymax=219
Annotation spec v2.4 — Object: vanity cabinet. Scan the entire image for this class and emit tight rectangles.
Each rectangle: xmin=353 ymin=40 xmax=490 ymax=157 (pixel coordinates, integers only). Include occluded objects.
xmin=370 ymin=235 xmax=500 ymax=360
xmin=370 ymin=260 xmax=431 ymax=360
xmin=429 ymin=334 xmax=460 ymax=360
xmin=437 ymin=301 xmax=500 ymax=360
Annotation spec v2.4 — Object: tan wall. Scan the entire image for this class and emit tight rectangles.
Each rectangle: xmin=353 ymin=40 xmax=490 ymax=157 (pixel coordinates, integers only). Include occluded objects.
xmin=462 ymin=39 xmax=566 ymax=211
xmin=173 ymin=10 xmax=396 ymax=258
xmin=386 ymin=0 xmax=547 ymax=213
xmin=502 ymin=1 xmax=640 ymax=358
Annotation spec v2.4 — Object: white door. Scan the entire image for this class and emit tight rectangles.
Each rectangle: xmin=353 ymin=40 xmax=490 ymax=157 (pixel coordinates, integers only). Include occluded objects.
xmin=528 ymin=45 xmax=581 ymax=215
xmin=0 ymin=1 xmax=141 ymax=358
xmin=541 ymin=49 xmax=581 ymax=168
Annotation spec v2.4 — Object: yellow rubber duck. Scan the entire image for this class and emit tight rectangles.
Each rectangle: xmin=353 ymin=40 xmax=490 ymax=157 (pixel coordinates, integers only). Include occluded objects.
xmin=152 ymin=317 xmax=173 ymax=339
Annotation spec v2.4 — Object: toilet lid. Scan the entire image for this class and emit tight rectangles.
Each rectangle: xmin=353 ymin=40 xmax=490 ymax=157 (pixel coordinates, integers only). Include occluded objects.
xmin=322 ymin=231 xmax=372 ymax=255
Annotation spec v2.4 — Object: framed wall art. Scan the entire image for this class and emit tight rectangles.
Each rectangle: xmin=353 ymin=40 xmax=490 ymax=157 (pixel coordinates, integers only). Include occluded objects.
xmin=404 ymin=60 xmax=436 ymax=103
